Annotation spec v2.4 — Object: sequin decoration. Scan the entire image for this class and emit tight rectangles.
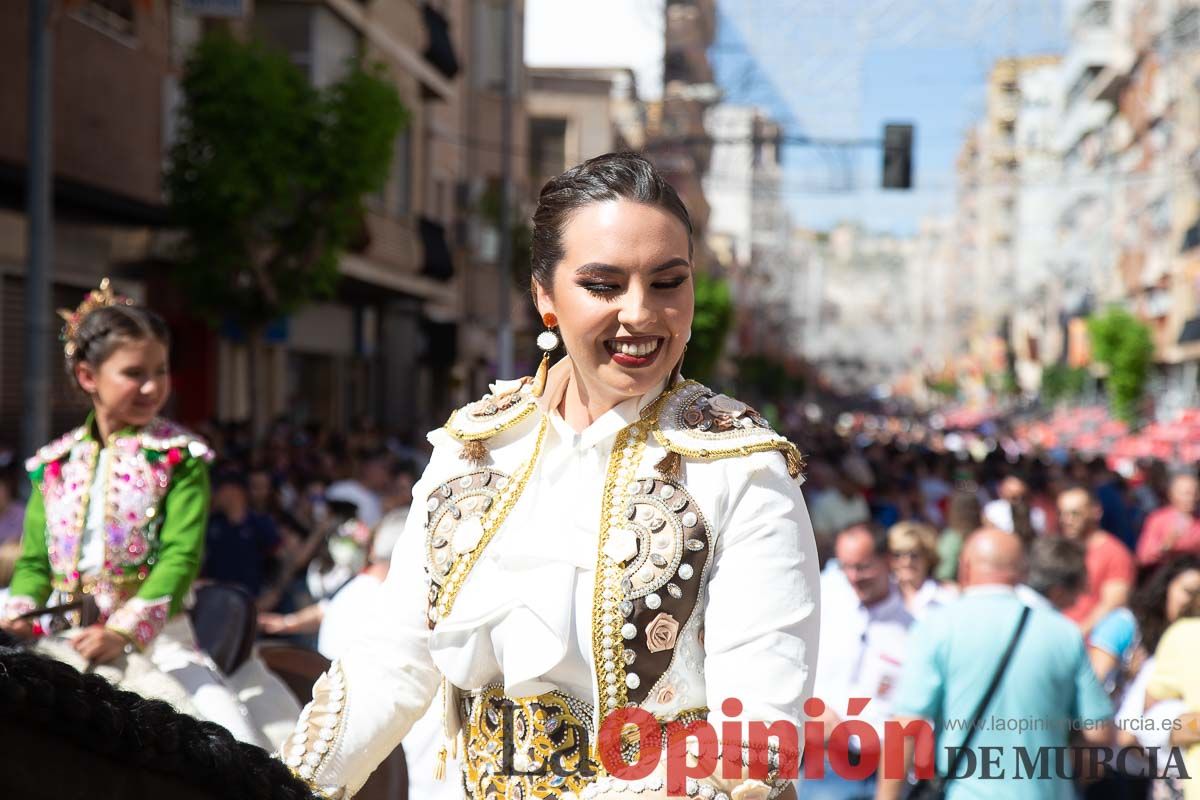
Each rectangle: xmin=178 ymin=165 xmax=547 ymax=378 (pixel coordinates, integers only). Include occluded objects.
xmin=460 ymin=686 xmax=597 ymax=800
xmin=651 ymin=381 xmax=806 ymax=479
xmin=33 ymin=418 xmax=207 ymax=627
xmin=426 ymin=419 xmax=549 ymax=627
xmin=590 ymin=384 xmax=694 ymax=730
xmin=105 ymin=595 xmax=170 ymax=650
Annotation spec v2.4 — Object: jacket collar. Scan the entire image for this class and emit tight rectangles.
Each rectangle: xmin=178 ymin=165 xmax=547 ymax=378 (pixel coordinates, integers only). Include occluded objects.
xmin=80 ymin=410 xmax=142 ymax=445
xmin=538 ymin=356 xmax=671 ymax=450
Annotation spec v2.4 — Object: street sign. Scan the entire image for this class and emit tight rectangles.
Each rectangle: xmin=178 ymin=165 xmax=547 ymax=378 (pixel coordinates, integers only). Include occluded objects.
xmin=181 ymin=0 xmax=246 ymax=18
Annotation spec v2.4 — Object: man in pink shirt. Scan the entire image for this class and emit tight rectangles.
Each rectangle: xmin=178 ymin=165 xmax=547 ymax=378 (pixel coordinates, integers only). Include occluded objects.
xmin=1059 ymin=486 xmax=1135 ymax=636
xmin=1138 ymin=473 xmax=1200 ymax=567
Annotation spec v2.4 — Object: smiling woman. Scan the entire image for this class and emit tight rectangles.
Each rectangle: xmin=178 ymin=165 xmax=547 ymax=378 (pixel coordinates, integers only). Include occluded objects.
xmin=281 ymin=153 xmax=820 ymax=800
xmin=530 ymin=156 xmax=695 ymax=430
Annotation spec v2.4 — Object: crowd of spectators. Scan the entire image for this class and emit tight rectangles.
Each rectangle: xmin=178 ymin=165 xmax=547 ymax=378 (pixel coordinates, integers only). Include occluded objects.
xmin=788 ymin=414 xmax=1200 ymax=799
xmin=182 ymin=417 xmax=426 ymax=658
xmin=1 ymin=406 xmax=1198 ymax=798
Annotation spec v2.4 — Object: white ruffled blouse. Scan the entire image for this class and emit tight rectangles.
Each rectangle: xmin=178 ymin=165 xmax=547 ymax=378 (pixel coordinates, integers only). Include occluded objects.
xmin=290 ymin=361 xmax=821 ymax=796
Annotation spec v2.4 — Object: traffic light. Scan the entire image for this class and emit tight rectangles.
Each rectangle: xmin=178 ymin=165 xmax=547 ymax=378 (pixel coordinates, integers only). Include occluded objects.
xmin=882 ymin=123 xmax=914 ymax=190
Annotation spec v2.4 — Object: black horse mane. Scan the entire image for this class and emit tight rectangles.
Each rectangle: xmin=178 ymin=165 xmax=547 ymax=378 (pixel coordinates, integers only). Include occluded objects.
xmin=0 ymin=638 xmax=315 ymax=799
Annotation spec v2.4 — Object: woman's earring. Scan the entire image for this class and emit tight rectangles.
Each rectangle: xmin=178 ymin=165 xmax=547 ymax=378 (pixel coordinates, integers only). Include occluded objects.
xmin=532 ymin=312 xmax=559 ymax=397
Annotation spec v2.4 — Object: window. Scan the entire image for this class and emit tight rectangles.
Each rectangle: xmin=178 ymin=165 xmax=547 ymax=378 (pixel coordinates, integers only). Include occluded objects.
xmin=392 ymin=129 xmax=413 ymax=218
xmin=74 ymin=0 xmax=136 ymax=40
xmin=472 ymin=0 xmax=506 ymax=91
xmin=1077 ymin=0 xmax=1111 ymax=29
xmin=529 ymin=118 xmax=567 ymax=182
xmin=1066 ymin=66 xmax=1102 ymax=109
xmin=254 ymin=2 xmax=360 ymax=88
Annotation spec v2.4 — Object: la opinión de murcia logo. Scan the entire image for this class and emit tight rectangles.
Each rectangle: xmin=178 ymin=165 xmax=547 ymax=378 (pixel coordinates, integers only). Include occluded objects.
xmin=493 ymin=697 xmax=1192 ymax=794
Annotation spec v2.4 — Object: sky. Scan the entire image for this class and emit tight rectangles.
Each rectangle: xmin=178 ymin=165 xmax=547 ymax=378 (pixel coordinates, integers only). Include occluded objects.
xmin=524 ymin=0 xmax=1068 ymax=235
xmin=524 ymin=0 xmax=665 ymax=99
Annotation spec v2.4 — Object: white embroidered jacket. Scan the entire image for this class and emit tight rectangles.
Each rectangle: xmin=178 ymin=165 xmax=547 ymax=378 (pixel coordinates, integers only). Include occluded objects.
xmin=285 ymin=361 xmax=821 ymax=798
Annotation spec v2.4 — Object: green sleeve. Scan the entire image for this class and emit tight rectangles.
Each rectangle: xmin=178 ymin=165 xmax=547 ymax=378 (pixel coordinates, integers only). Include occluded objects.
xmin=8 ymin=481 xmax=52 ymax=605
xmin=137 ymin=455 xmax=210 ymax=616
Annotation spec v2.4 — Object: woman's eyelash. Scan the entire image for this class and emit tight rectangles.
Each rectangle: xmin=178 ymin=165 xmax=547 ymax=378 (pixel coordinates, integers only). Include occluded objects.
xmin=580 ymin=276 xmax=689 ymax=295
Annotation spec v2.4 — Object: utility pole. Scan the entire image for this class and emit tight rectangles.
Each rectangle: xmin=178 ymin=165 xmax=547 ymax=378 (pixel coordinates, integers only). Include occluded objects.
xmin=496 ymin=0 xmax=514 ymax=380
xmin=23 ymin=0 xmax=53 ymax=463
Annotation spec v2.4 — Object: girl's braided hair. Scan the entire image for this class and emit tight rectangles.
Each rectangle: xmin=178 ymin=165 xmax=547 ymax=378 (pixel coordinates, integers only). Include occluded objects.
xmin=65 ymin=304 xmax=170 ymax=390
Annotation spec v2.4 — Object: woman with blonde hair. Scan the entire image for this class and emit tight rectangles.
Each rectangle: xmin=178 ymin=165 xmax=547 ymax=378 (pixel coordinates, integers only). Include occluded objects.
xmin=888 ymin=521 xmax=956 ymax=618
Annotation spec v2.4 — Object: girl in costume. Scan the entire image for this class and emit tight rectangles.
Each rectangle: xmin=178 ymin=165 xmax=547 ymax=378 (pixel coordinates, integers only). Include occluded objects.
xmin=282 ymin=154 xmax=821 ymax=800
xmin=0 ymin=280 xmax=284 ymax=748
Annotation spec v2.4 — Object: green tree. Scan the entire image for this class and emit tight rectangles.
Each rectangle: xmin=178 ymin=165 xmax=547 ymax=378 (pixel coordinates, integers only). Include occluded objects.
xmin=684 ymin=273 xmax=733 ymax=383
xmin=165 ymin=35 xmax=407 ymax=425
xmin=1087 ymin=307 xmax=1155 ymax=423
xmin=1040 ymin=363 xmax=1088 ymax=404
xmin=926 ymin=376 xmax=958 ymax=399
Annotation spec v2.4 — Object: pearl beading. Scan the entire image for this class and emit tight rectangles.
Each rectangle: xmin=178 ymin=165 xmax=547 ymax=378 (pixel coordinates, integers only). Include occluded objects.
xmin=590 ymin=383 xmax=692 ymax=737
xmin=284 ymin=661 xmax=348 ymax=789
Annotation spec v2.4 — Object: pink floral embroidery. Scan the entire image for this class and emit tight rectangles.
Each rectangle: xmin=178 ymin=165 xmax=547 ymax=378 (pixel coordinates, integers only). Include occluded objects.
xmin=43 ymin=440 xmax=97 ymax=577
xmin=36 ymin=419 xmax=209 ymax=617
xmin=3 ymin=595 xmax=37 ymax=621
xmin=104 ymin=437 xmax=175 ymax=578
xmin=106 ymin=596 xmax=171 ymax=650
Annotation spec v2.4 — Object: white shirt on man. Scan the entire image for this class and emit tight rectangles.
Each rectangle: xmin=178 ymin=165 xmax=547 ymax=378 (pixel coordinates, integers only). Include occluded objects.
xmin=983 ymin=498 xmax=1046 ymax=535
xmin=813 ymin=574 xmax=915 ymax=737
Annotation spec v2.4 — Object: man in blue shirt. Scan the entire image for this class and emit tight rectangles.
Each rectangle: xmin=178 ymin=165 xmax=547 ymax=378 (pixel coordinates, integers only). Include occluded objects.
xmin=877 ymin=529 xmax=1113 ymax=800
xmin=202 ymin=470 xmax=282 ymax=598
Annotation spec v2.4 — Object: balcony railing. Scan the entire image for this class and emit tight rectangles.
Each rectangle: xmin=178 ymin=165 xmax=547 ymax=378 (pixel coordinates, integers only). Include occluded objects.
xmin=421 ymin=2 xmax=459 ymax=81
xmin=419 ymin=216 xmax=455 ymax=281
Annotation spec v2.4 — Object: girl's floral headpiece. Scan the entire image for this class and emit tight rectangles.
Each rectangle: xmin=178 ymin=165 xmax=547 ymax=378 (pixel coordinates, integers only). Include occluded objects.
xmin=58 ymin=278 xmax=134 ymax=359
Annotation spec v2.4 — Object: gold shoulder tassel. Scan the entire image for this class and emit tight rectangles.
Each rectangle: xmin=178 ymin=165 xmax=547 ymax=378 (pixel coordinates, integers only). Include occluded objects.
xmin=654 ymin=449 xmax=683 ymax=481
xmin=459 ymin=439 xmax=488 ymax=466
xmin=781 ymin=443 xmax=805 ymax=480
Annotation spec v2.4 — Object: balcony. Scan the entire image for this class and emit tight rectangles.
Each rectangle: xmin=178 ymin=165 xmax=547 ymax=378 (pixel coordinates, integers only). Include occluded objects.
xmin=419 ymin=216 xmax=455 ymax=281
xmin=666 ymin=0 xmax=717 ymax=46
xmin=1070 ymin=0 xmax=1113 ymax=33
xmin=664 ymin=2 xmax=715 ymax=85
xmin=1061 ymin=21 xmax=1134 ymax=113
xmin=992 ymin=92 xmax=1019 ymax=123
xmin=1055 ymin=96 xmax=1112 ymax=155
xmin=421 ymin=2 xmax=459 ymax=81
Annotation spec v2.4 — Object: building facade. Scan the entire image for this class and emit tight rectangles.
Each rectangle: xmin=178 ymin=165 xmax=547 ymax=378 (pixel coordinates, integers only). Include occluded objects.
xmin=0 ymin=1 xmax=174 ymax=449
xmin=526 ymin=66 xmax=642 ymax=195
xmin=1 ymin=0 xmax=529 ymax=447
xmin=645 ymin=0 xmax=719 ymax=273
xmin=703 ymin=104 xmax=792 ymax=362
